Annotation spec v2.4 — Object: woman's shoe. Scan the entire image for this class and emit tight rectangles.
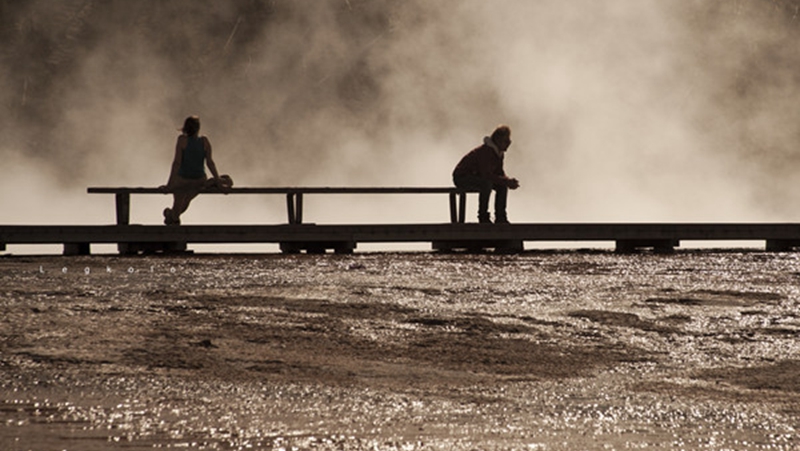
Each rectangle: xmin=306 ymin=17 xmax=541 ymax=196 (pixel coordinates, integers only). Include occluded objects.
xmin=163 ymin=208 xmax=180 ymax=226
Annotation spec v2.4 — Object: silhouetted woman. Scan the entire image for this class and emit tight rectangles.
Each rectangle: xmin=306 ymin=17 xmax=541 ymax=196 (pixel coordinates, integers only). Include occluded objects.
xmin=160 ymin=116 xmax=226 ymax=225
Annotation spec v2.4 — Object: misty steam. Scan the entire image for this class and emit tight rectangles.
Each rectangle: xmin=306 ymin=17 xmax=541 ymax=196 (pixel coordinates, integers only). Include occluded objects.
xmin=2 ymin=0 xmax=799 ymax=227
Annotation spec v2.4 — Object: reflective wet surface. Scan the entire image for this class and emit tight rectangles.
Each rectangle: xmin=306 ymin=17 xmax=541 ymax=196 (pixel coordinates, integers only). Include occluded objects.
xmin=1 ymin=251 xmax=799 ymax=449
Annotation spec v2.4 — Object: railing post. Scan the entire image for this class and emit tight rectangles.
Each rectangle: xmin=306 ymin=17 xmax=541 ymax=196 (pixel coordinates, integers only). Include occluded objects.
xmin=286 ymin=193 xmax=296 ymax=224
xmin=115 ymin=192 xmax=130 ymax=225
xmin=458 ymin=192 xmax=467 ymax=223
xmin=449 ymin=193 xmax=457 ymax=223
xmin=296 ymin=193 xmax=303 ymax=224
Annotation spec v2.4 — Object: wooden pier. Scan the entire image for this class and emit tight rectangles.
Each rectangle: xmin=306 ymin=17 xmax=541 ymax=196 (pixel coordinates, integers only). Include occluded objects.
xmin=2 ymin=223 xmax=800 ymax=255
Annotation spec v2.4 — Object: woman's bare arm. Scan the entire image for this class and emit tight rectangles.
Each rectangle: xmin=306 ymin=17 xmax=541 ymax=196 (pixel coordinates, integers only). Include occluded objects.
xmin=204 ymin=137 xmax=221 ymax=181
xmin=160 ymin=135 xmax=186 ymax=192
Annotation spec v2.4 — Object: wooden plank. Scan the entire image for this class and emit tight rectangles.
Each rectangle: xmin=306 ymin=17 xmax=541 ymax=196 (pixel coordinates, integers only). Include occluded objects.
xmin=88 ymin=187 xmax=479 ymax=194
xmin=3 ymin=223 xmax=800 ymax=256
xmin=90 ymin=186 xmax=480 ymax=225
xmin=3 ymin=223 xmax=800 ymax=245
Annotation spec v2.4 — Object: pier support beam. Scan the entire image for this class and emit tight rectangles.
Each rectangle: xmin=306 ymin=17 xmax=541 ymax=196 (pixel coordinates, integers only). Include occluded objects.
xmin=615 ymin=239 xmax=678 ymax=254
xmin=432 ymin=239 xmax=524 ymax=253
xmin=118 ymin=242 xmax=188 ymax=255
xmin=63 ymin=242 xmax=90 ymax=256
xmin=280 ymin=241 xmax=356 ymax=254
xmin=765 ymin=239 xmax=800 ymax=252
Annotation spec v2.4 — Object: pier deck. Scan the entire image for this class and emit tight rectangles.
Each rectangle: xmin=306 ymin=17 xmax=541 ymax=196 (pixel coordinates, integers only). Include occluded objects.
xmin=2 ymin=223 xmax=800 ymax=254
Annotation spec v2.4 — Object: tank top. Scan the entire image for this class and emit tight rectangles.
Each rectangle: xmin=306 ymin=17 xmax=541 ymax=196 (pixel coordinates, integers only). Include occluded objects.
xmin=178 ymin=135 xmax=206 ymax=179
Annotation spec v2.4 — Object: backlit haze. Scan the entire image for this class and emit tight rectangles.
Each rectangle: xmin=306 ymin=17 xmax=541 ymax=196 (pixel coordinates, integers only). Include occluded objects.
xmin=2 ymin=0 xmax=800 ymax=252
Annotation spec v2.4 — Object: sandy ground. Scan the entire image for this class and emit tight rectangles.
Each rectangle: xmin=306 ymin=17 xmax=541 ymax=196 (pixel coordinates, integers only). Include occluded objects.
xmin=1 ymin=251 xmax=799 ymax=450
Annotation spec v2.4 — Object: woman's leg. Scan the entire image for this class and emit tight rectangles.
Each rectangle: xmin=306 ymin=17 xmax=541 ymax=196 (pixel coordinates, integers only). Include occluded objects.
xmin=165 ymin=177 xmax=205 ymax=224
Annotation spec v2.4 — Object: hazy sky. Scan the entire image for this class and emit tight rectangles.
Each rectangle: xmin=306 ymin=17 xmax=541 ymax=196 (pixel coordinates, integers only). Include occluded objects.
xmin=3 ymin=0 xmax=800 ymax=231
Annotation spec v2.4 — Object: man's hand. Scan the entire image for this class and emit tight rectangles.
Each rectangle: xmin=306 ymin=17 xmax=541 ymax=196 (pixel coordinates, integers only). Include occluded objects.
xmin=508 ymin=178 xmax=520 ymax=190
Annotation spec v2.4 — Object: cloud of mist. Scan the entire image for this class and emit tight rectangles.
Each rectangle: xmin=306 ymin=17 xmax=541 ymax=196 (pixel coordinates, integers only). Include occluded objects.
xmin=3 ymin=0 xmax=800 ymax=230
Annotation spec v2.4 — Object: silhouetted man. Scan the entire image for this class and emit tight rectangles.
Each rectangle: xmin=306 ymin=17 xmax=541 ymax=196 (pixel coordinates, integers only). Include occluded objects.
xmin=452 ymin=125 xmax=520 ymax=224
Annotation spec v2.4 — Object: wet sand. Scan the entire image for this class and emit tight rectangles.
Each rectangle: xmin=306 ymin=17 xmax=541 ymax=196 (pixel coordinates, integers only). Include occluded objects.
xmin=1 ymin=251 xmax=799 ymax=450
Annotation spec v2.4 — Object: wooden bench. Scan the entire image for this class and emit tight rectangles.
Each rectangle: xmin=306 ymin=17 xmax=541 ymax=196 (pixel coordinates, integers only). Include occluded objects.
xmin=87 ymin=186 xmax=479 ymax=226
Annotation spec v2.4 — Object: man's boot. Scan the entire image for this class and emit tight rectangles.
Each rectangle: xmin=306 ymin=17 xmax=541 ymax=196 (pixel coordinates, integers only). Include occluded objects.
xmin=478 ymin=212 xmax=492 ymax=224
